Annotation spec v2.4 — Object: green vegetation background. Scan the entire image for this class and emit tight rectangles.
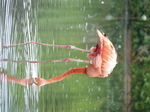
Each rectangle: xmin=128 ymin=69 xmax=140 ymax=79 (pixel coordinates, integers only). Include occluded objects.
xmin=129 ymin=0 xmax=150 ymax=111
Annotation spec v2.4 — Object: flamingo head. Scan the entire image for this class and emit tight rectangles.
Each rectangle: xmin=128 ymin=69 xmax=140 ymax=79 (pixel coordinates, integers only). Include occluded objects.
xmin=33 ymin=78 xmax=47 ymax=86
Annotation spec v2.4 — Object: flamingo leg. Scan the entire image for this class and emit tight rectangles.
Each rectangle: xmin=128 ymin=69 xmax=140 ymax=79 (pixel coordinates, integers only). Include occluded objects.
xmin=1 ymin=58 xmax=90 ymax=63
xmin=2 ymin=41 xmax=90 ymax=53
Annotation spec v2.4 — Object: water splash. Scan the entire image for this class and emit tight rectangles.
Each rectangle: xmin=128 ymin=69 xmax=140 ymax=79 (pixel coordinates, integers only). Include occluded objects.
xmin=0 ymin=0 xmax=39 ymax=111
xmin=0 ymin=0 xmax=13 ymax=111
xmin=21 ymin=0 xmax=39 ymax=111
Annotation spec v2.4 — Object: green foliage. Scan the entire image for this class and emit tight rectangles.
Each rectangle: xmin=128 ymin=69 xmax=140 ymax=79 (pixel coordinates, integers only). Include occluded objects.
xmin=131 ymin=62 xmax=150 ymax=112
xmin=130 ymin=0 xmax=150 ymax=111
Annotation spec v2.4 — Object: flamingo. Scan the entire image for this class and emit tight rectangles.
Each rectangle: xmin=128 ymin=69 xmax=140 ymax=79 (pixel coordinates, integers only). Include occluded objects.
xmin=0 ymin=30 xmax=117 ymax=86
xmin=0 ymin=72 xmax=34 ymax=86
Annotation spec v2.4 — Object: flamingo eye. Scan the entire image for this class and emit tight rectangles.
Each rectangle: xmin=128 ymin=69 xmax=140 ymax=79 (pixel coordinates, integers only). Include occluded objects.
xmin=102 ymin=33 xmax=106 ymax=36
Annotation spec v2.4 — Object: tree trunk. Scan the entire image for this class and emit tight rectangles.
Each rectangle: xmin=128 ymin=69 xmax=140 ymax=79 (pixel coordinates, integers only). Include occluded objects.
xmin=124 ymin=0 xmax=131 ymax=111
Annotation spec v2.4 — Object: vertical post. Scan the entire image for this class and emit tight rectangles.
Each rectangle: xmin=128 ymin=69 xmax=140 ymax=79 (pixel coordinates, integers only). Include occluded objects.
xmin=124 ymin=0 xmax=131 ymax=112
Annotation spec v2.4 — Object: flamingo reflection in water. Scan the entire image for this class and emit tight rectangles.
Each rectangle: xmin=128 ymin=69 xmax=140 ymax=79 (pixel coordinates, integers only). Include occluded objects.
xmin=0 ymin=30 xmax=117 ymax=86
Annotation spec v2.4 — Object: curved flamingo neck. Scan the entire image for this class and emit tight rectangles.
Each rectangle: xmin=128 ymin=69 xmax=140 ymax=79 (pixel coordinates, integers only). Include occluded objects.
xmin=46 ymin=67 xmax=86 ymax=84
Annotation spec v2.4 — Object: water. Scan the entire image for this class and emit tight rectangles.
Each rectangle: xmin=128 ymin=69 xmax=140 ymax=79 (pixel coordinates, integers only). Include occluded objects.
xmin=0 ymin=0 xmax=39 ymax=111
xmin=0 ymin=0 xmax=124 ymax=112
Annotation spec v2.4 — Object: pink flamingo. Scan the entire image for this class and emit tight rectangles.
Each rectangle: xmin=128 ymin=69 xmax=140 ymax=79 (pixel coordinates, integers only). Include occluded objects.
xmin=0 ymin=30 xmax=117 ymax=86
